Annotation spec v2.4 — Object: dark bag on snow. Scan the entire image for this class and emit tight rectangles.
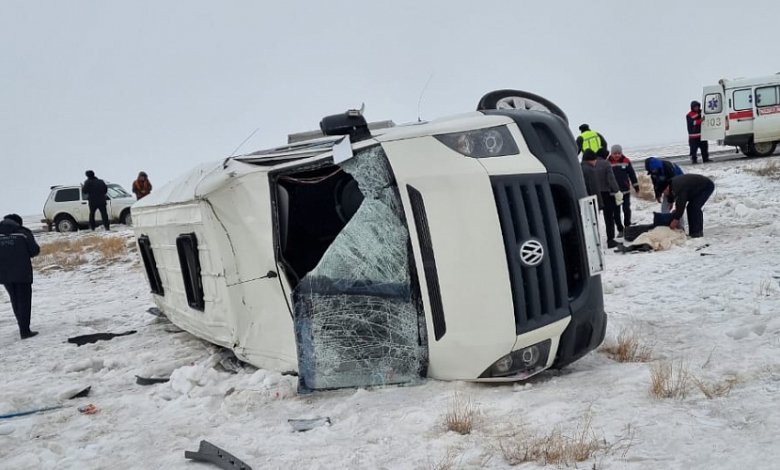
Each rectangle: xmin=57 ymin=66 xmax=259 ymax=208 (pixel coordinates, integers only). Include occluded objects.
xmin=653 ymin=212 xmax=675 ymax=226
xmin=624 ymin=224 xmax=654 ymax=242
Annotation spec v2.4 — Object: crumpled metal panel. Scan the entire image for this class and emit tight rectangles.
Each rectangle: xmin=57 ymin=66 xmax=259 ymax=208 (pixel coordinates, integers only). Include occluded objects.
xmin=294 ymin=145 xmax=425 ymax=392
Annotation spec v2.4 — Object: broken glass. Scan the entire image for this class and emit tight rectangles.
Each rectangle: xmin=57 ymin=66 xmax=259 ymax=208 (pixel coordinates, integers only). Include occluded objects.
xmin=293 ymin=145 xmax=426 ymax=392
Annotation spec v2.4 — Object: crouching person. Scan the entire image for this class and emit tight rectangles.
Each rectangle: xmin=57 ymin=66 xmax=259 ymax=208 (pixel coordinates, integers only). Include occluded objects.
xmin=0 ymin=214 xmax=41 ymax=339
xmin=662 ymin=174 xmax=715 ymax=238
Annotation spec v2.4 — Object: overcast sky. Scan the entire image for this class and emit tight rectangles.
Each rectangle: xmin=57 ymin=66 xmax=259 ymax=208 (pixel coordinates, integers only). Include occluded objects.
xmin=2 ymin=0 xmax=779 ymax=216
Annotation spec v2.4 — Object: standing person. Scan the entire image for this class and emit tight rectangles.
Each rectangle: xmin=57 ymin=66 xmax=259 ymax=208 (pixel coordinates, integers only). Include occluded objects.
xmin=0 ymin=214 xmax=41 ymax=339
xmin=132 ymin=172 xmax=153 ymax=200
xmin=608 ymin=145 xmax=640 ymax=234
xmin=662 ymin=174 xmax=715 ymax=237
xmin=576 ymin=124 xmax=608 ymax=157
xmin=82 ymin=170 xmax=110 ymax=231
xmin=583 ymin=149 xmax=623 ymax=248
xmin=687 ymin=101 xmax=710 ymax=164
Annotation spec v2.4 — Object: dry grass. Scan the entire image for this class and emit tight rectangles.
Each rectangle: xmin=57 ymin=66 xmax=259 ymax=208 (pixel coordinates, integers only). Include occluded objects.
xmin=602 ymin=329 xmax=653 ymax=363
xmin=636 ymin=174 xmax=657 ymax=202
xmin=650 ymin=360 xmax=690 ymax=400
xmin=757 ymin=278 xmax=775 ymax=297
xmin=428 ymin=448 xmax=461 ymax=470
xmin=34 ymin=235 xmax=130 ymax=271
xmin=693 ymin=376 xmax=738 ymax=399
xmin=444 ymin=393 xmax=478 ymax=435
xmin=747 ymin=159 xmax=780 ymax=178
xmin=497 ymin=413 xmax=627 ymax=467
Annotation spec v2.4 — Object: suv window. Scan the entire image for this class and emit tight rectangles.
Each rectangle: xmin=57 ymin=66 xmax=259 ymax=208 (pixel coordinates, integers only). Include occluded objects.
xmin=107 ymin=185 xmax=131 ymax=199
xmin=54 ymin=188 xmax=81 ymax=202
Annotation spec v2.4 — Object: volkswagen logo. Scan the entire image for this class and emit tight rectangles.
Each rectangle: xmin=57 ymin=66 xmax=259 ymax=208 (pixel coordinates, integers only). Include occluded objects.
xmin=519 ymin=239 xmax=544 ymax=267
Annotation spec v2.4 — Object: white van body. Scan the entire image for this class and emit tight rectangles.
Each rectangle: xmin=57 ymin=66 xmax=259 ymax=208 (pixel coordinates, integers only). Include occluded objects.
xmin=702 ymin=74 xmax=780 ymax=156
xmin=131 ymin=98 xmax=607 ymax=392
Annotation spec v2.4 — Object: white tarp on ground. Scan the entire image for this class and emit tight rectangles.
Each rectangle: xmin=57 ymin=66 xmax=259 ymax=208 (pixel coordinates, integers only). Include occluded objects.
xmin=629 ymin=226 xmax=688 ymax=251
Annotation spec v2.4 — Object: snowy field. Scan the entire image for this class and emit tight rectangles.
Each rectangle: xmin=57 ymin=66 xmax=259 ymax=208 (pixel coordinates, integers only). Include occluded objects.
xmin=3 ymin=154 xmax=780 ymax=469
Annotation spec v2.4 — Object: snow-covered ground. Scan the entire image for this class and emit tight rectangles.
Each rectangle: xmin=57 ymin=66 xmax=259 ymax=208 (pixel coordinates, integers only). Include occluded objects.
xmin=2 ymin=155 xmax=780 ymax=469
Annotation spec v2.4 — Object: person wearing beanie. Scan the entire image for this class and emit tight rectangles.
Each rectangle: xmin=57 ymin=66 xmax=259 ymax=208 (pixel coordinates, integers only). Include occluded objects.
xmin=644 ymin=157 xmax=686 ymax=230
xmin=82 ymin=170 xmax=110 ymax=231
xmin=0 ymin=214 xmax=41 ymax=339
xmin=576 ymin=123 xmax=608 ymax=157
xmin=608 ymin=144 xmax=640 ymax=234
xmin=582 ymin=149 xmax=622 ymax=247
xmin=686 ymin=101 xmax=710 ymax=164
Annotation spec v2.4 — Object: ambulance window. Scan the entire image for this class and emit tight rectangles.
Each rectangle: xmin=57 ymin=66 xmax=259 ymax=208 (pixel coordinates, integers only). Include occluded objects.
xmin=704 ymin=93 xmax=722 ymax=114
xmin=733 ymin=89 xmax=753 ymax=111
xmin=756 ymin=86 xmax=779 ymax=108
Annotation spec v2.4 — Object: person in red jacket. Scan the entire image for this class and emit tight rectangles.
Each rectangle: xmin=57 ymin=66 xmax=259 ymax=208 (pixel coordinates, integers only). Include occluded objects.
xmin=608 ymin=145 xmax=640 ymax=234
xmin=132 ymin=172 xmax=153 ymax=200
xmin=687 ymin=101 xmax=710 ymax=164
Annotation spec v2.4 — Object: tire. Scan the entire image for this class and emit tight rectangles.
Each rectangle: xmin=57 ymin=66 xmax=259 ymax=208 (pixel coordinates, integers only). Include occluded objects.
xmin=121 ymin=210 xmax=133 ymax=226
xmin=748 ymin=141 xmax=777 ymax=158
xmin=55 ymin=215 xmax=78 ymax=233
xmin=476 ymin=89 xmax=569 ymax=124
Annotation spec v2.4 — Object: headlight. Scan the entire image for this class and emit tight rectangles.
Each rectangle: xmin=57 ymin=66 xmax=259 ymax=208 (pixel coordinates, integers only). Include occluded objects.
xmin=481 ymin=340 xmax=552 ymax=379
xmin=434 ymin=126 xmax=519 ymax=158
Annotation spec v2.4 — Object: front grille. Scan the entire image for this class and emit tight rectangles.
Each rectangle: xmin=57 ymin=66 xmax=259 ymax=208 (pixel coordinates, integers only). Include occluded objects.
xmin=491 ymin=175 xmax=569 ymax=334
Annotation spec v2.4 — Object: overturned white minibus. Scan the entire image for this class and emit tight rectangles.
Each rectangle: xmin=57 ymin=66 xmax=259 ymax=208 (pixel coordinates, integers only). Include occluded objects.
xmin=131 ymin=90 xmax=606 ymax=392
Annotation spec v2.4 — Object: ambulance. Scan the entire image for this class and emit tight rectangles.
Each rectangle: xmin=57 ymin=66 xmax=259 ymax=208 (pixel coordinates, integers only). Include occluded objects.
xmin=702 ymin=73 xmax=780 ymax=157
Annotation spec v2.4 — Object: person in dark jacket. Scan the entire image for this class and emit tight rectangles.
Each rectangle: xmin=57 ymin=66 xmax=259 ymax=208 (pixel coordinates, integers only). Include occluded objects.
xmin=687 ymin=101 xmax=710 ymax=164
xmin=608 ymin=144 xmax=640 ymax=233
xmin=82 ymin=170 xmax=110 ymax=231
xmin=576 ymin=124 xmax=608 ymax=157
xmin=644 ymin=157 xmax=685 ymax=224
xmin=132 ymin=171 xmax=152 ymax=200
xmin=581 ymin=156 xmax=601 ymax=208
xmin=584 ymin=149 xmax=622 ymax=247
xmin=0 ymin=214 xmax=41 ymax=339
xmin=662 ymin=174 xmax=715 ymax=237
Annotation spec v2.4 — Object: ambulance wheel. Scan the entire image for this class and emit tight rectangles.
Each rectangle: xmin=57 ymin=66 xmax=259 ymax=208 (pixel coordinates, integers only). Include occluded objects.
xmin=747 ymin=141 xmax=777 ymax=158
xmin=477 ymin=89 xmax=569 ymax=124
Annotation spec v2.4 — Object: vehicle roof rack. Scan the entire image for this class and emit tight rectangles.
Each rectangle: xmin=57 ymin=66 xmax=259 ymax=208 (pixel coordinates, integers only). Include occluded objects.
xmin=287 ymin=120 xmax=395 ymax=144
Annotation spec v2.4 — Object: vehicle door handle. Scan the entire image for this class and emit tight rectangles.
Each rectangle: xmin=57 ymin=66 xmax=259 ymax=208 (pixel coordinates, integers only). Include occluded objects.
xmin=81 ymin=202 xmax=87 ymax=205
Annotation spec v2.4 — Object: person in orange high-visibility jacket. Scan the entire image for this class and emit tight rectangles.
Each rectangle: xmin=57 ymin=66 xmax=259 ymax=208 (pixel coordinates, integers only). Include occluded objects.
xmin=132 ymin=172 xmax=152 ymax=200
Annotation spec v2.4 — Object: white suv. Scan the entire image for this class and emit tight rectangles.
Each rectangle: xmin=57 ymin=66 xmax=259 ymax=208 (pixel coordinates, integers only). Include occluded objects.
xmin=43 ymin=184 xmax=135 ymax=232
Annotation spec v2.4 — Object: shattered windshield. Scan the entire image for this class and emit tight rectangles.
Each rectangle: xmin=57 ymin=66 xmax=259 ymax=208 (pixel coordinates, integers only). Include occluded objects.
xmin=292 ymin=145 xmax=427 ymax=392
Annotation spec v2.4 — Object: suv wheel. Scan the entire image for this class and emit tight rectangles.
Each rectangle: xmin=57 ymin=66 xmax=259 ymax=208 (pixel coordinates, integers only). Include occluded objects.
xmin=121 ymin=210 xmax=132 ymax=226
xmin=476 ymin=89 xmax=569 ymax=124
xmin=55 ymin=215 xmax=78 ymax=233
